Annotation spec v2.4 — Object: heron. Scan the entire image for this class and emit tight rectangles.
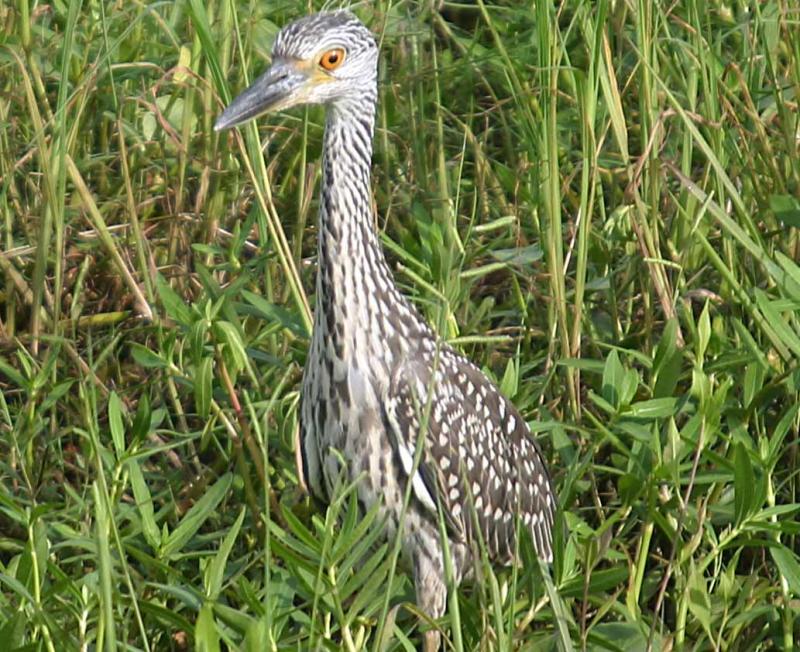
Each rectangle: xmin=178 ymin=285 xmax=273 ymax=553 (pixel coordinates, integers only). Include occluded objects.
xmin=215 ymin=10 xmax=557 ymax=649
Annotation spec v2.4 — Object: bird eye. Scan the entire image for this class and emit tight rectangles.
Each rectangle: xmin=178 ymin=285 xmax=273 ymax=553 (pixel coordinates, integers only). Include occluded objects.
xmin=319 ymin=48 xmax=345 ymax=71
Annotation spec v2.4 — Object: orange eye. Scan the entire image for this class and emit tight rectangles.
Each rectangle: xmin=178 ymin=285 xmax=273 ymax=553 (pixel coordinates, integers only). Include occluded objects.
xmin=319 ymin=48 xmax=345 ymax=71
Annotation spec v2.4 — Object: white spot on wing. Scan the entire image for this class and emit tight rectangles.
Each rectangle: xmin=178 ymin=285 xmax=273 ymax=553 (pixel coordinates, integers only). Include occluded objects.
xmin=507 ymin=414 xmax=516 ymax=433
xmin=395 ymin=440 xmax=437 ymax=513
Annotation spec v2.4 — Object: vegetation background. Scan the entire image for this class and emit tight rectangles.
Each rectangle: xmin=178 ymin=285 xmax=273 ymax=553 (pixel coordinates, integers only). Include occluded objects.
xmin=1 ymin=0 xmax=799 ymax=649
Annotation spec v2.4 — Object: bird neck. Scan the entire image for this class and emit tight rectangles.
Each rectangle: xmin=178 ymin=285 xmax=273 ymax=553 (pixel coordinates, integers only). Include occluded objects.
xmin=320 ymin=98 xmax=380 ymax=254
xmin=314 ymin=96 xmax=400 ymax=351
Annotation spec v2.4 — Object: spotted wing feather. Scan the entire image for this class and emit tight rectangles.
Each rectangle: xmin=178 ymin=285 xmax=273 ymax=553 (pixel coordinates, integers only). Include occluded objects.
xmin=383 ymin=347 xmax=555 ymax=564
xmin=382 ymin=367 xmax=465 ymax=540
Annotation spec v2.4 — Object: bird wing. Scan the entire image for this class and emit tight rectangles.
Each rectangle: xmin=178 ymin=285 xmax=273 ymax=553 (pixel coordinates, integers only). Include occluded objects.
xmin=382 ymin=348 xmax=555 ymax=564
xmin=382 ymin=364 xmax=468 ymax=542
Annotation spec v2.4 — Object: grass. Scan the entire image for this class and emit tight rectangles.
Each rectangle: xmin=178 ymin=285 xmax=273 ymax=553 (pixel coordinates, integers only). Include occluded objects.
xmin=2 ymin=0 xmax=800 ymax=649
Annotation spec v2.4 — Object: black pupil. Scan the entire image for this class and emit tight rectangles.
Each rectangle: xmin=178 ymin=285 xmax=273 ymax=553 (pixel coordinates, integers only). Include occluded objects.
xmin=328 ymin=52 xmax=338 ymax=64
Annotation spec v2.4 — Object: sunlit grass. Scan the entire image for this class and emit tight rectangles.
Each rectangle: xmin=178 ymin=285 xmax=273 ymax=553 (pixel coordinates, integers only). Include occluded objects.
xmin=1 ymin=0 xmax=799 ymax=649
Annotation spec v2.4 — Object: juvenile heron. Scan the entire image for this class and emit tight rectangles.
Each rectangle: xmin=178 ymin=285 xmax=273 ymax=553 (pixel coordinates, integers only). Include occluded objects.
xmin=215 ymin=11 xmax=557 ymax=648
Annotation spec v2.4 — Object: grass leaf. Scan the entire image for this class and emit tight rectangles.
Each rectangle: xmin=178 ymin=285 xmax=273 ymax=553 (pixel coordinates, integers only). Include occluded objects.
xmin=161 ymin=474 xmax=233 ymax=560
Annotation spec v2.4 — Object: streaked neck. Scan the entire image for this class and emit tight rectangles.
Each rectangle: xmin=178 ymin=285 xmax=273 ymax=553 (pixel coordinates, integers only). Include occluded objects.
xmin=315 ymin=95 xmax=396 ymax=333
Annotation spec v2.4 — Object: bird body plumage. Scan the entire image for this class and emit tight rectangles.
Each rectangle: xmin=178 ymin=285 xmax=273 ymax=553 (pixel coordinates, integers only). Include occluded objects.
xmin=215 ymin=11 xmax=557 ymax=648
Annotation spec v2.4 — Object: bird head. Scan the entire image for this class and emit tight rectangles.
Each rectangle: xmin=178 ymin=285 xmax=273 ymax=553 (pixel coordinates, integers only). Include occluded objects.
xmin=214 ymin=11 xmax=378 ymax=131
